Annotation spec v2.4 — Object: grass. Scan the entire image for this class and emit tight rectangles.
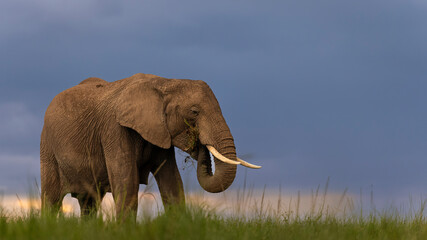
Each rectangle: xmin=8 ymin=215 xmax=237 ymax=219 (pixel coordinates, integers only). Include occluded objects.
xmin=2 ymin=205 xmax=427 ymax=240
xmin=2 ymin=180 xmax=427 ymax=239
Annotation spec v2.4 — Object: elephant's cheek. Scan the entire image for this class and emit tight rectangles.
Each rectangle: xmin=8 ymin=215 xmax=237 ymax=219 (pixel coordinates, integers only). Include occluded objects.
xmin=171 ymin=132 xmax=190 ymax=151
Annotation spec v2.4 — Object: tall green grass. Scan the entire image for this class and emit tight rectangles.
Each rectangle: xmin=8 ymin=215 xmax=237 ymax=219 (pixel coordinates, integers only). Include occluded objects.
xmin=2 ymin=203 xmax=427 ymax=240
xmin=2 ymin=180 xmax=427 ymax=239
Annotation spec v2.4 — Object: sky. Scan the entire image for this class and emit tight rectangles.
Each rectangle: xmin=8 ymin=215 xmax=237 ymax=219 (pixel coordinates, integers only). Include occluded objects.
xmin=1 ymin=0 xmax=427 ymax=202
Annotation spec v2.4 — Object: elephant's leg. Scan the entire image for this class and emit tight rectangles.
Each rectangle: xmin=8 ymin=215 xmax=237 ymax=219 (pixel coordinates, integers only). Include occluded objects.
xmin=103 ymin=144 xmax=139 ymax=219
xmin=40 ymin=143 xmax=63 ymax=215
xmin=108 ymin=169 xmax=139 ymax=219
xmin=151 ymin=147 xmax=185 ymax=207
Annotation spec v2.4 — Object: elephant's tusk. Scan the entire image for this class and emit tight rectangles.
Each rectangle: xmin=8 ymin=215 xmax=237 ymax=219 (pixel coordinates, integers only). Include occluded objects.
xmin=206 ymin=145 xmax=241 ymax=165
xmin=236 ymin=158 xmax=262 ymax=169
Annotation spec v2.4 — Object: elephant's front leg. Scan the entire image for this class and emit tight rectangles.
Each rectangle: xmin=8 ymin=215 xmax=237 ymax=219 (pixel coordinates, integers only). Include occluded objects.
xmin=106 ymin=155 xmax=139 ymax=219
xmin=151 ymin=147 xmax=185 ymax=207
xmin=103 ymin=137 xmax=140 ymax=219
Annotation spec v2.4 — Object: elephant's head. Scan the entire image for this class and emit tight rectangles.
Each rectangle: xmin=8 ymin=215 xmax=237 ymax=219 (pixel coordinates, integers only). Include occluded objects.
xmin=114 ymin=73 xmax=260 ymax=193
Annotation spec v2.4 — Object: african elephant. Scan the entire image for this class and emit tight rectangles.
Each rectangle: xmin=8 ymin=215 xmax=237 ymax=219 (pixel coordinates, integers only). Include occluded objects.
xmin=40 ymin=73 xmax=260 ymax=217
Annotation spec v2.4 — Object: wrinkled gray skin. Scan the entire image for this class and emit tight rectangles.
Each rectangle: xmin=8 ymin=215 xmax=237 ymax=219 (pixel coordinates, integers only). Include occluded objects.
xmin=40 ymin=73 xmax=238 ymax=217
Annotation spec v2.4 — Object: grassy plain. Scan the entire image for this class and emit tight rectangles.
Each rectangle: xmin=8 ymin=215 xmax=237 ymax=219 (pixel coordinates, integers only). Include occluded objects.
xmin=2 ymin=205 xmax=427 ymax=240
xmin=2 ymin=185 xmax=427 ymax=240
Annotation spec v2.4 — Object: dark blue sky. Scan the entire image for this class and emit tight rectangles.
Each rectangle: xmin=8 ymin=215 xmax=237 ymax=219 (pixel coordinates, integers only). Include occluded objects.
xmin=1 ymin=0 xmax=427 ymax=198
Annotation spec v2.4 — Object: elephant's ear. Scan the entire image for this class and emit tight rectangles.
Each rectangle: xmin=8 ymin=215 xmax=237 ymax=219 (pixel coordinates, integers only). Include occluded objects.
xmin=115 ymin=81 xmax=171 ymax=149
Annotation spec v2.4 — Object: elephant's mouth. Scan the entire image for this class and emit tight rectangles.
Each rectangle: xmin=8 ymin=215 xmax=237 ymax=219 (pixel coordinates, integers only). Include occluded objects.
xmin=181 ymin=122 xmax=259 ymax=168
xmin=185 ymin=140 xmax=261 ymax=193
xmin=190 ymin=142 xmax=261 ymax=171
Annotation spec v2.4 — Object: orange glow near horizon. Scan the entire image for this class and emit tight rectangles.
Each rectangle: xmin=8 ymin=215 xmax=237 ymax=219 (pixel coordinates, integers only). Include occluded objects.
xmin=1 ymin=190 xmax=357 ymax=219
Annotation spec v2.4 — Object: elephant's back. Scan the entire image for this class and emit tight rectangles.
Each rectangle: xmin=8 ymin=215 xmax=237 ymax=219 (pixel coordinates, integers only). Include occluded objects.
xmin=43 ymin=80 xmax=110 ymax=128
xmin=79 ymin=77 xmax=108 ymax=86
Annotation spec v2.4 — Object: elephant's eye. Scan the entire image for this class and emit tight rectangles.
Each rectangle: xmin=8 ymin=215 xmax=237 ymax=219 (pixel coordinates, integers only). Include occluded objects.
xmin=191 ymin=110 xmax=199 ymax=116
xmin=190 ymin=106 xmax=200 ymax=117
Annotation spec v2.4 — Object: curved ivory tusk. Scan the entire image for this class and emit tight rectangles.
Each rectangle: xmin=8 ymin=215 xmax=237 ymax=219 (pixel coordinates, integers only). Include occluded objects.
xmin=206 ymin=145 xmax=241 ymax=165
xmin=236 ymin=158 xmax=262 ymax=169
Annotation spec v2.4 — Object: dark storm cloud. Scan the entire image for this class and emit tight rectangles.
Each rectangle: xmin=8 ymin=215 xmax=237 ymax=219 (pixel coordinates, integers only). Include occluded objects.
xmin=1 ymin=0 xmax=427 ymax=195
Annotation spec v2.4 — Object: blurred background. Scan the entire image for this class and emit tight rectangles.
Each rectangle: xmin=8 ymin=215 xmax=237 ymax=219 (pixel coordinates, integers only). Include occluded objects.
xmin=1 ymin=0 xmax=427 ymax=209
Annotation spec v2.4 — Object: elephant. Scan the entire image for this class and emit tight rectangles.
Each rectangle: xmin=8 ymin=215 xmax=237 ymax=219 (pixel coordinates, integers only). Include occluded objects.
xmin=40 ymin=73 xmax=260 ymax=217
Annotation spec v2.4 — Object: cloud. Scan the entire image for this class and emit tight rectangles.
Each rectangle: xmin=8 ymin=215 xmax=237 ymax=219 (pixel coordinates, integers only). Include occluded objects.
xmin=0 ymin=0 xmax=254 ymax=36
xmin=0 ymin=102 xmax=41 ymax=140
xmin=0 ymin=102 xmax=41 ymax=190
xmin=0 ymin=153 xmax=38 ymax=165
xmin=1 ymin=0 xmax=427 ymax=198
xmin=0 ymin=153 xmax=39 ymax=193
xmin=0 ymin=0 xmax=122 ymax=36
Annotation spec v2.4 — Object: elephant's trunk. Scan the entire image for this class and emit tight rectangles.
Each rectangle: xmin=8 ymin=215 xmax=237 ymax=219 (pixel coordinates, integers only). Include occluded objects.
xmin=196 ymin=136 xmax=237 ymax=193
